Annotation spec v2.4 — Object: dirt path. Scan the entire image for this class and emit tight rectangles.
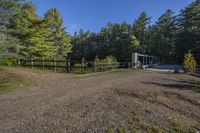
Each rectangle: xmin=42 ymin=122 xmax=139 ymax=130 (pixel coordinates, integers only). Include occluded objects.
xmin=0 ymin=68 xmax=200 ymax=133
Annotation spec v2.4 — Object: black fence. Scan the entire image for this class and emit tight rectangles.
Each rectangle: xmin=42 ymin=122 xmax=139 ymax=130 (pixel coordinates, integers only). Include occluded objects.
xmin=17 ymin=59 xmax=134 ymax=73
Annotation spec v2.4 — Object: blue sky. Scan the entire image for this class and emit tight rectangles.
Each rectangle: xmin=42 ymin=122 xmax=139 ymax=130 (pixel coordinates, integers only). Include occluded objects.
xmin=32 ymin=0 xmax=194 ymax=34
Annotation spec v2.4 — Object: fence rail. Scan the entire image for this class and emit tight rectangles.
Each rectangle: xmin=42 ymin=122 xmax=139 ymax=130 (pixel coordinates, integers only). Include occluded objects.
xmin=17 ymin=59 xmax=134 ymax=73
xmin=1 ymin=52 xmax=161 ymax=73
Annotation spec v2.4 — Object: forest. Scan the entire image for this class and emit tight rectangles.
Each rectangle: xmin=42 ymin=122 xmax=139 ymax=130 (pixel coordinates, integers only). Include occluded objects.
xmin=1 ymin=1 xmax=200 ymax=132
xmin=0 ymin=0 xmax=200 ymax=64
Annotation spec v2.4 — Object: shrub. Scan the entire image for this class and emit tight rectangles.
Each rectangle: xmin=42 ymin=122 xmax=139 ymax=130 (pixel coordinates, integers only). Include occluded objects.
xmin=96 ymin=56 xmax=119 ymax=69
xmin=0 ymin=58 xmax=17 ymax=66
xmin=184 ymin=51 xmax=197 ymax=72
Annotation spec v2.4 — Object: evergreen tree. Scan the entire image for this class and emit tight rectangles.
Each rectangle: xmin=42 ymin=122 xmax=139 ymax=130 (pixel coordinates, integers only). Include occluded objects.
xmin=70 ymin=22 xmax=140 ymax=62
xmin=1 ymin=0 xmax=199 ymax=65
xmin=0 ymin=0 xmax=24 ymax=33
xmin=44 ymin=8 xmax=71 ymax=58
xmin=17 ymin=3 xmax=41 ymax=58
xmin=69 ymin=31 xmax=82 ymax=61
xmin=0 ymin=0 xmax=24 ymax=60
xmin=148 ymin=9 xmax=176 ymax=62
xmin=132 ymin=12 xmax=151 ymax=54
xmin=27 ymin=20 xmax=56 ymax=58
xmin=70 ymin=30 xmax=97 ymax=61
xmin=176 ymin=0 xmax=200 ymax=63
xmin=107 ymin=22 xmax=137 ymax=62
xmin=96 ymin=27 xmax=110 ymax=59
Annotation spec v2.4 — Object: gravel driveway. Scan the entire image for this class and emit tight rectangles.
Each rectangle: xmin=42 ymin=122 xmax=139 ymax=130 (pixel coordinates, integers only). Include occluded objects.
xmin=0 ymin=68 xmax=200 ymax=133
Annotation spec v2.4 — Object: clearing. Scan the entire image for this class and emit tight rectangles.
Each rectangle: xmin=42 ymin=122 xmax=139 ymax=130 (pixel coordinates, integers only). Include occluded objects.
xmin=0 ymin=67 xmax=200 ymax=133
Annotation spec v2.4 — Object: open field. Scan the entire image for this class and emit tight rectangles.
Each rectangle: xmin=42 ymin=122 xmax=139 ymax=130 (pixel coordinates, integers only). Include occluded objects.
xmin=0 ymin=67 xmax=200 ymax=133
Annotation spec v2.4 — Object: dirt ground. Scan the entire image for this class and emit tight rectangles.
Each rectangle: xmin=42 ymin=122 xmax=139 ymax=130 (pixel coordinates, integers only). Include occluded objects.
xmin=0 ymin=67 xmax=200 ymax=133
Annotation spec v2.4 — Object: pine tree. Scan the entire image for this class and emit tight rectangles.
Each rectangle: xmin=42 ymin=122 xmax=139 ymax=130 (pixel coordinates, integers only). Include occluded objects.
xmin=0 ymin=0 xmax=23 ymax=60
xmin=70 ymin=30 xmax=97 ymax=61
xmin=157 ymin=9 xmax=176 ymax=61
xmin=132 ymin=12 xmax=151 ymax=54
xmin=148 ymin=9 xmax=176 ymax=62
xmin=27 ymin=20 xmax=56 ymax=58
xmin=0 ymin=0 xmax=24 ymax=33
xmin=14 ymin=3 xmax=67 ymax=59
xmin=176 ymin=0 xmax=200 ymax=63
xmin=44 ymin=8 xmax=71 ymax=59
xmin=17 ymin=3 xmax=41 ymax=58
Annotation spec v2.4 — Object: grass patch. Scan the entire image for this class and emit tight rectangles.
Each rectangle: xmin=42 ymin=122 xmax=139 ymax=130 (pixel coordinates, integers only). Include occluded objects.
xmin=0 ymin=68 xmax=31 ymax=94
xmin=108 ymin=69 xmax=137 ymax=74
xmin=74 ymin=69 xmax=138 ymax=78
xmin=17 ymin=67 xmax=56 ymax=74
xmin=107 ymin=113 xmax=199 ymax=133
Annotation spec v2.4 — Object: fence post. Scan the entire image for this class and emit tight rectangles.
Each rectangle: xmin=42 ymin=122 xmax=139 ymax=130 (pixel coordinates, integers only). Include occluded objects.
xmin=152 ymin=56 xmax=154 ymax=65
xmin=150 ymin=56 xmax=153 ymax=67
xmin=132 ymin=53 xmax=138 ymax=68
xmin=94 ymin=57 xmax=97 ymax=72
xmin=156 ymin=57 xmax=159 ymax=64
xmin=18 ymin=58 xmax=21 ymax=66
xmin=53 ymin=59 xmax=57 ymax=72
xmin=31 ymin=58 xmax=33 ymax=68
xmin=52 ymin=59 xmax=54 ymax=72
xmin=68 ymin=59 xmax=71 ymax=73
xmin=42 ymin=58 xmax=45 ymax=69
xmin=132 ymin=53 xmax=134 ymax=68
xmin=142 ymin=56 xmax=145 ymax=66
xmin=82 ymin=58 xmax=85 ymax=72
xmin=66 ymin=59 xmax=68 ymax=72
xmin=146 ymin=56 xmax=148 ymax=66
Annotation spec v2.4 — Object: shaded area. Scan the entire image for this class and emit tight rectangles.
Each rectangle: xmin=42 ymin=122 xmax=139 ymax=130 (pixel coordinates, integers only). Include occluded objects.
xmin=154 ymin=64 xmax=183 ymax=70
xmin=141 ymin=79 xmax=200 ymax=92
xmin=189 ymin=73 xmax=200 ymax=78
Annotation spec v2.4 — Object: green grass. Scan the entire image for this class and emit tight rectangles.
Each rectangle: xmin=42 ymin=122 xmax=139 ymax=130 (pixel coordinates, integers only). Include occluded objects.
xmin=0 ymin=68 xmax=31 ymax=94
xmin=108 ymin=69 xmax=138 ymax=74
xmin=74 ymin=69 xmax=138 ymax=78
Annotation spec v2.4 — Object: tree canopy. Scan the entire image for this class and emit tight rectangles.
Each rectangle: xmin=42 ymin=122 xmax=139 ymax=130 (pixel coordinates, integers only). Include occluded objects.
xmin=0 ymin=0 xmax=199 ymax=64
xmin=0 ymin=0 xmax=71 ymax=59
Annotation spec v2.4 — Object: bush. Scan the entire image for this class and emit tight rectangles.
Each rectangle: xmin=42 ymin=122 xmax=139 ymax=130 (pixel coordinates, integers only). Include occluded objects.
xmin=96 ymin=56 xmax=119 ymax=68
xmin=0 ymin=58 xmax=17 ymax=66
xmin=184 ymin=51 xmax=197 ymax=72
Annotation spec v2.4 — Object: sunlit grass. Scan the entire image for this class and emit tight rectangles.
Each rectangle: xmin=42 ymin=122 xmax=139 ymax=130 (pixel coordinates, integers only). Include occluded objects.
xmin=0 ymin=68 xmax=31 ymax=94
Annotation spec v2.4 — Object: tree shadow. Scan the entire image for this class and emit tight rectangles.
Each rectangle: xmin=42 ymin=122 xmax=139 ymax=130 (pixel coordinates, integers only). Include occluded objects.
xmin=141 ymin=80 xmax=200 ymax=93
xmin=189 ymin=73 xmax=200 ymax=78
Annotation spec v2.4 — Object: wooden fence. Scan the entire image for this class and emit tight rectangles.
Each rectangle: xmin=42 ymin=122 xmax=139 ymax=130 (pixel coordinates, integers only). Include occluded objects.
xmin=17 ymin=59 xmax=134 ymax=73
